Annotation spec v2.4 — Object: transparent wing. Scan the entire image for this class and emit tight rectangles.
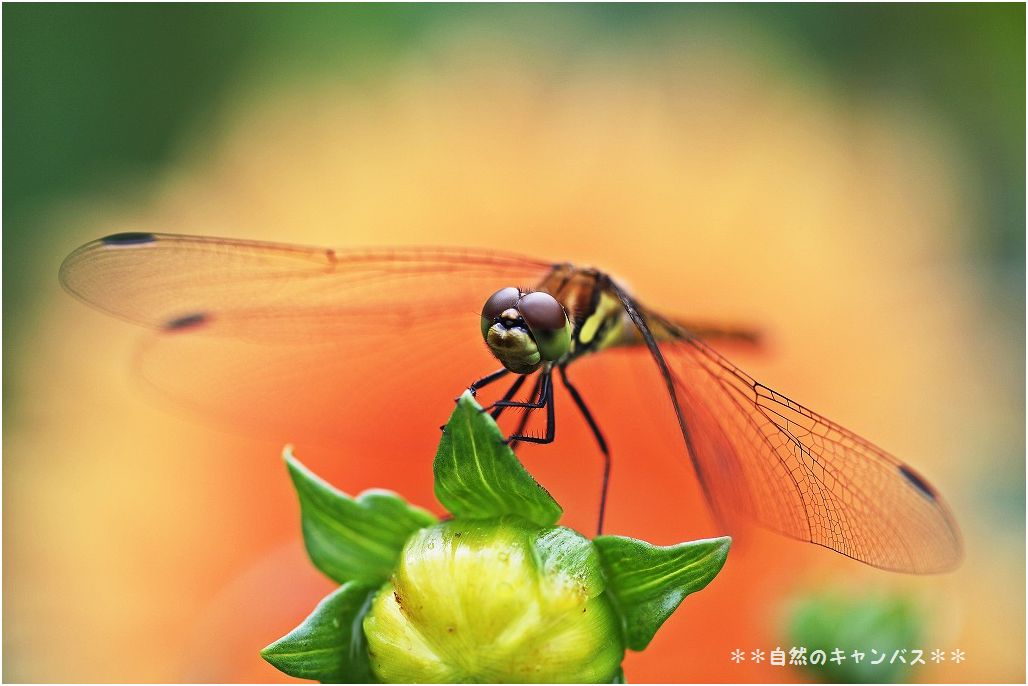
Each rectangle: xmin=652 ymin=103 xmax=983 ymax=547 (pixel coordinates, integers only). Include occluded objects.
xmin=60 ymin=233 xmax=555 ymax=447
xmin=652 ymin=321 xmax=962 ymax=573
xmin=61 ymin=233 xmax=962 ymax=572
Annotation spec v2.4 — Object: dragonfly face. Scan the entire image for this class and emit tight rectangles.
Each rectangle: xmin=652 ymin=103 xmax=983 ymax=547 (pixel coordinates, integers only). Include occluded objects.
xmin=480 ymin=287 xmax=572 ymax=374
xmin=59 ymin=232 xmax=963 ymax=574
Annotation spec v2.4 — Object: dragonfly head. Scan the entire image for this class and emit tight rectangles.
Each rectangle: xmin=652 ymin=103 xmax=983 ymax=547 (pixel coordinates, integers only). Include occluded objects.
xmin=481 ymin=287 xmax=572 ymax=374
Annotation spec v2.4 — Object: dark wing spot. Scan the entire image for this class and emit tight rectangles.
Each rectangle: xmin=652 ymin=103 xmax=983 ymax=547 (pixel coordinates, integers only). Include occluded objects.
xmin=101 ymin=232 xmax=156 ymax=246
xmin=898 ymin=464 xmax=936 ymax=500
xmin=163 ymin=312 xmax=209 ymax=332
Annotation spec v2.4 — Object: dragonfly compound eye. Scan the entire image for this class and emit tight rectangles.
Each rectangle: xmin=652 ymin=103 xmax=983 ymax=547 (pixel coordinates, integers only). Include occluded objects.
xmin=517 ymin=291 xmax=572 ymax=362
xmin=481 ymin=287 xmax=522 ymax=339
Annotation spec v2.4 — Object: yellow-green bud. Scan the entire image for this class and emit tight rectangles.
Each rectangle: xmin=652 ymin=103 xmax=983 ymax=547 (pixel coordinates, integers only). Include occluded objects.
xmin=363 ymin=517 xmax=624 ymax=683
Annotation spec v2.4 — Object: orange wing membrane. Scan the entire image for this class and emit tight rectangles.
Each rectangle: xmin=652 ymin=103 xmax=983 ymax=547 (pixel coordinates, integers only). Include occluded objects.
xmin=60 ymin=232 xmax=962 ymax=573
xmin=60 ymin=233 xmax=554 ymax=446
xmin=600 ymin=279 xmax=960 ymax=573
xmin=659 ymin=333 xmax=961 ymax=573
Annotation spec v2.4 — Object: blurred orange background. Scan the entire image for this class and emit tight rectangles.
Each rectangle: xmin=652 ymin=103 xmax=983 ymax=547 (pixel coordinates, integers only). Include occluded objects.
xmin=4 ymin=5 xmax=1024 ymax=683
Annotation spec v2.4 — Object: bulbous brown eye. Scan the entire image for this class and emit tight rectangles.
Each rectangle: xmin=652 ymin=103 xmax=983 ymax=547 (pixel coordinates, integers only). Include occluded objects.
xmin=482 ymin=287 xmax=521 ymax=321
xmin=517 ymin=292 xmax=567 ymax=332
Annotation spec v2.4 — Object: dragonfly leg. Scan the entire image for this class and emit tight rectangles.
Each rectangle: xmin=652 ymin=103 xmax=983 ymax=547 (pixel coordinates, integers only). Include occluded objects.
xmin=506 ymin=374 xmax=544 ymax=451
xmin=504 ymin=368 xmax=555 ymax=446
xmin=488 ymin=373 xmax=530 ymax=420
xmin=558 ymin=364 xmax=611 ymax=536
xmin=492 ymin=368 xmax=549 ymax=410
xmin=441 ymin=368 xmax=513 ymax=431
xmin=466 ymin=367 xmax=510 ymax=398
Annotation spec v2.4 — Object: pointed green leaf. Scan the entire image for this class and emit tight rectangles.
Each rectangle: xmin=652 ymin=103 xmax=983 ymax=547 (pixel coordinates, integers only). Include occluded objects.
xmin=433 ymin=392 xmax=561 ymax=526
xmin=594 ymin=535 xmax=731 ymax=651
xmin=261 ymin=582 xmax=377 ymax=684
xmin=286 ymin=449 xmax=437 ymax=584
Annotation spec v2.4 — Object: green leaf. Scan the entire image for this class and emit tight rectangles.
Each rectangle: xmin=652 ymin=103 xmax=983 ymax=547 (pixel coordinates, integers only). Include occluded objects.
xmin=261 ymin=581 xmax=377 ymax=684
xmin=286 ymin=449 xmax=437 ymax=584
xmin=594 ymin=535 xmax=731 ymax=651
xmin=433 ymin=391 xmax=561 ymax=526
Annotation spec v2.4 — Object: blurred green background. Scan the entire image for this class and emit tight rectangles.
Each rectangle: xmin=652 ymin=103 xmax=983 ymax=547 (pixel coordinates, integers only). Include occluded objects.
xmin=3 ymin=4 xmax=1024 ymax=683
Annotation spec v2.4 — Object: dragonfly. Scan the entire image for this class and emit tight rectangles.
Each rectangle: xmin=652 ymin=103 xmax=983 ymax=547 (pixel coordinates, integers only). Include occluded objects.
xmin=59 ymin=232 xmax=962 ymax=574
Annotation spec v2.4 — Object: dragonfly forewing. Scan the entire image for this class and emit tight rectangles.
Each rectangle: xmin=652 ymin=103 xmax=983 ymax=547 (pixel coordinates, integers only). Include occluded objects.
xmin=59 ymin=232 xmax=962 ymax=573
xmin=60 ymin=233 xmax=556 ymax=446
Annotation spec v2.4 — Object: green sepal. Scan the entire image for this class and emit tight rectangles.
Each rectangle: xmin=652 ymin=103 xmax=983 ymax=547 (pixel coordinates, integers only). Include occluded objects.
xmin=433 ymin=392 xmax=562 ymax=526
xmin=594 ymin=535 xmax=731 ymax=651
xmin=260 ymin=581 xmax=378 ymax=684
xmin=534 ymin=526 xmax=605 ymax=598
xmin=286 ymin=449 xmax=437 ymax=585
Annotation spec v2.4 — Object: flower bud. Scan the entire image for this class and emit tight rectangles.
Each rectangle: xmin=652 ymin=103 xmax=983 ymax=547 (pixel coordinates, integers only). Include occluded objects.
xmin=363 ymin=517 xmax=624 ymax=683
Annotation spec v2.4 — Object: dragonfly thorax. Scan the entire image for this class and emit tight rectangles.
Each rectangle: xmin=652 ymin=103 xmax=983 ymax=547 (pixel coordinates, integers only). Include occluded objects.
xmin=480 ymin=287 xmax=572 ymax=374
